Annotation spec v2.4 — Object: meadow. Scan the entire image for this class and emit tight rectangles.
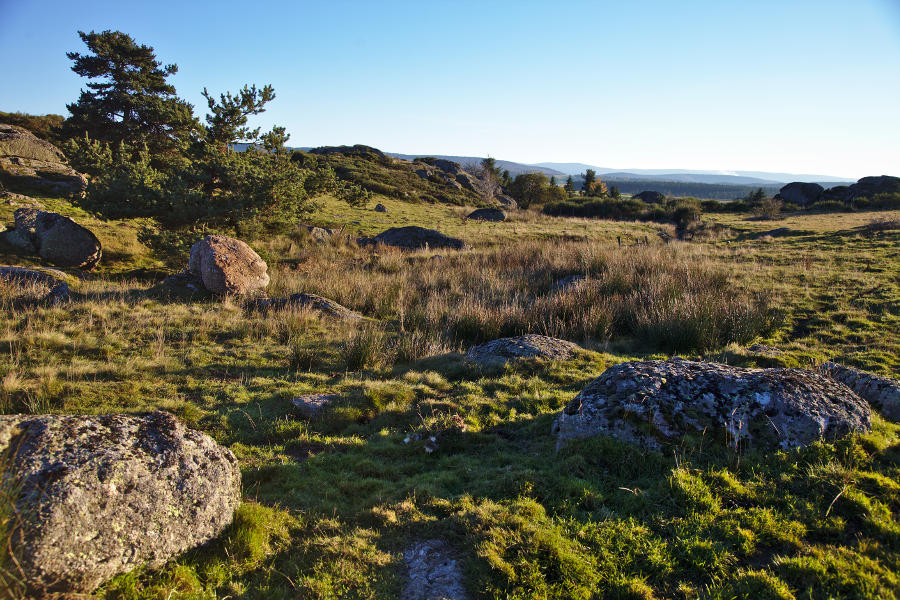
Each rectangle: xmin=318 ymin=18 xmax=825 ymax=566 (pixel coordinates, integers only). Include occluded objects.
xmin=1 ymin=193 xmax=898 ymax=599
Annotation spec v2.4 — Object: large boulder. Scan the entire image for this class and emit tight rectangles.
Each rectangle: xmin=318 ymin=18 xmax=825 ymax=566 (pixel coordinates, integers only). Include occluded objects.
xmin=774 ymin=182 xmax=824 ymax=206
xmin=2 ymin=207 xmax=101 ymax=269
xmin=553 ymin=358 xmax=871 ymax=451
xmin=850 ymin=175 xmax=900 ymax=200
xmin=372 ymin=226 xmax=466 ymax=250
xmin=467 ymin=207 xmax=506 ymax=222
xmin=0 ymin=411 xmax=241 ymax=595
xmin=633 ymin=190 xmax=666 ymax=204
xmin=824 ymin=362 xmax=900 ymax=422
xmin=188 ymin=235 xmax=269 ymax=295
xmin=466 ymin=334 xmax=581 ymax=368
xmin=0 ymin=124 xmax=85 ymax=194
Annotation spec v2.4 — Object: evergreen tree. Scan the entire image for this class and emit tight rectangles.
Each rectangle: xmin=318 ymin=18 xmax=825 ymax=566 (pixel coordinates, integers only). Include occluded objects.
xmin=564 ymin=175 xmax=575 ymax=195
xmin=550 ymin=175 xmax=557 ymax=187
xmin=582 ymin=169 xmax=596 ymax=194
xmin=61 ymin=30 xmax=197 ymax=157
xmin=202 ymin=84 xmax=275 ymax=148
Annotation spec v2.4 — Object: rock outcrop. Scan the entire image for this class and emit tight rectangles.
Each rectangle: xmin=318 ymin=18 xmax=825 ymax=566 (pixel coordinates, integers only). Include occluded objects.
xmin=2 ymin=207 xmax=101 ymax=269
xmin=466 ymin=334 xmax=581 ymax=368
xmin=374 ymin=203 xmax=387 ymax=213
xmin=634 ymin=191 xmax=666 ymax=204
xmin=851 ymin=175 xmax=900 ymax=200
xmin=0 ymin=411 xmax=241 ymax=595
xmin=774 ymin=182 xmax=824 ymax=206
xmin=252 ymin=292 xmax=362 ymax=320
xmin=0 ymin=266 xmax=70 ymax=304
xmin=188 ymin=235 xmax=269 ymax=295
xmin=371 ymin=226 xmax=466 ymax=250
xmin=823 ymin=362 xmax=900 ymax=422
xmin=412 ymin=159 xmax=480 ymax=194
xmin=467 ymin=208 xmax=506 ymax=222
xmin=553 ymin=358 xmax=871 ymax=451
xmin=0 ymin=124 xmax=85 ymax=194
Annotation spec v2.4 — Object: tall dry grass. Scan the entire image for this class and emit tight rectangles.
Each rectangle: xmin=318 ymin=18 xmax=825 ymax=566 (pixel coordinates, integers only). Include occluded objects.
xmin=267 ymin=238 xmax=775 ymax=353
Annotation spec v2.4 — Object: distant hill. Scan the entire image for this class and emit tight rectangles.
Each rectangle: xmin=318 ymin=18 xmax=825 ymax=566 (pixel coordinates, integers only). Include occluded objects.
xmin=531 ymin=162 xmax=853 ymax=184
xmin=387 ymin=153 xmax=565 ymax=178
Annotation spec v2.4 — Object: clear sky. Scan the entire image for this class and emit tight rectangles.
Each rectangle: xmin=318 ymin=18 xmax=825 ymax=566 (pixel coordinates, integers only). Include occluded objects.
xmin=1 ymin=0 xmax=898 ymax=178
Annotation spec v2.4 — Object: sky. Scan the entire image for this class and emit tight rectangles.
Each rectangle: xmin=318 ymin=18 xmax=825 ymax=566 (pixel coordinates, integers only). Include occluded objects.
xmin=1 ymin=0 xmax=898 ymax=179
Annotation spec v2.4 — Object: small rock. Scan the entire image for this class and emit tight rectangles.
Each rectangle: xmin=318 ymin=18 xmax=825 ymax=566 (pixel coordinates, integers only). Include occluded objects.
xmin=494 ymin=195 xmax=518 ymax=210
xmin=372 ymin=226 xmax=466 ymax=251
xmin=748 ymin=344 xmax=782 ymax=355
xmin=253 ymin=293 xmax=363 ymax=320
xmin=402 ymin=540 xmax=468 ymax=600
xmin=374 ymin=203 xmax=388 ymax=213
xmin=292 ymin=394 xmax=340 ymax=419
xmin=466 ymin=334 xmax=581 ymax=368
xmin=0 ymin=266 xmax=70 ymax=304
xmin=550 ymin=274 xmax=586 ymax=292
xmin=467 ymin=208 xmax=506 ymax=222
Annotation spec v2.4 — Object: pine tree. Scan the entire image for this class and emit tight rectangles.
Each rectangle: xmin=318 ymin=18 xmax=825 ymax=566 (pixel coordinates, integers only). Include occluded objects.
xmin=202 ymin=84 xmax=275 ymax=149
xmin=582 ymin=169 xmax=596 ymax=194
xmin=61 ymin=30 xmax=197 ymax=157
xmin=564 ymin=175 xmax=575 ymax=195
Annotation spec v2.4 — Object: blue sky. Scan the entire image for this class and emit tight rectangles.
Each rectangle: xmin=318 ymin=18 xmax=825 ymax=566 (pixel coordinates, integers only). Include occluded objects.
xmin=1 ymin=0 xmax=898 ymax=178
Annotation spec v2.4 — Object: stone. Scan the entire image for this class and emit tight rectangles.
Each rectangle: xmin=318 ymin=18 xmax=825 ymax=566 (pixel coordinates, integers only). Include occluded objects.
xmin=494 ymin=195 xmax=518 ymax=210
xmin=748 ymin=343 xmax=782 ymax=355
xmin=553 ymin=358 xmax=871 ymax=452
xmin=3 ymin=207 xmax=101 ymax=269
xmin=753 ymin=227 xmax=791 ymax=239
xmin=291 ymin=393 xmax=340 ymax=419
xmin=823 ymin=362 xmax=900 ymax=422
xmin=550 ymin=274 xmax=586 ymax=292
xmin=188 ymin=235 xmax=269 ymax=296
xmin=466 ymin=334 xmax=581 ymax=368
xmin=158 ymin=270 xmax=208 ymax=297
xmin=252 ymin=292 xmax=363 ymax=320
xmin=0 ymin=124 xmax=86 ymax=194
xmin=372 ymin=226 xmax=466 ymax=251
xmin=402 ymin=540 xmax=468 ymax=600
xmin=374 ymin=203 xmax=388 ymax=213
xmin=774 ymin=182 xmax=824 ymax=206
xmin=467 ymin=208 xmax=506 ymax=222
xmin=302 ymin=224 xmax=335 ymax=242
xmin=633 ymin=191 xmax=666 ymax=204
xmin=0 ymin=411 xmax=241 ymax=595
xmin=0 ymin=266 xmax=70 ymax=304
xmin=821 ymin=185 xmax=850 ymax=203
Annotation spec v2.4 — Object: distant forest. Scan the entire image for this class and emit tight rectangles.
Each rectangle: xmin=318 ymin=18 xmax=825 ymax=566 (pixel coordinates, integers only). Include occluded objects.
xmin=607 ymin=180 xmax=782 ymax=200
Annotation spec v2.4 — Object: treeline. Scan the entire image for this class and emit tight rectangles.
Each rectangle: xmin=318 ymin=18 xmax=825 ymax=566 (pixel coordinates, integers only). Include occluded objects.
xmin=594 ymin=179 xmax=782 ymax=201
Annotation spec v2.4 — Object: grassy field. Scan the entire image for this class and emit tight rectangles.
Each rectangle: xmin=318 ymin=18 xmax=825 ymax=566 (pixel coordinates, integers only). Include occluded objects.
xmin=1 ymin=195 xmax=898 ymax=599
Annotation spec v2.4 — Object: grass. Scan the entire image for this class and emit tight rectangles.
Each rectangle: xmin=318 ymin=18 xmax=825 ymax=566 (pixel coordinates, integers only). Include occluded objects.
xmin=0 ymin=195 xmax=898 ymax=599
